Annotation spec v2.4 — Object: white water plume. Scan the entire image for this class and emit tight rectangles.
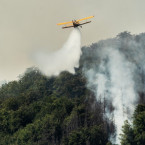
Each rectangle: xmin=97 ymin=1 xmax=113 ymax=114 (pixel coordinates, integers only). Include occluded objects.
xmin=33 ymin=28 xmax=81 ymax=76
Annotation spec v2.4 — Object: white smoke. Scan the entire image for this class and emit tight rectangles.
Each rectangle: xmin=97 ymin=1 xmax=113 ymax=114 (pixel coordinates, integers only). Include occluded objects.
xmin=107 ymin=47 xmax=137 ymax=143
xmin=33 ymin=28 xmax=81 ymax=76
xmin=83 ymin=35 xmax=143 ymax=144
xmin=86 ymin=47 xmax=137 ymax=144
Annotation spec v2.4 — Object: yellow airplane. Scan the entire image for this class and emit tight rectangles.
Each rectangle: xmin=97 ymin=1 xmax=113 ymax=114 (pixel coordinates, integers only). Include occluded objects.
xmin=57 ymin=16 xmax=94 ymax=29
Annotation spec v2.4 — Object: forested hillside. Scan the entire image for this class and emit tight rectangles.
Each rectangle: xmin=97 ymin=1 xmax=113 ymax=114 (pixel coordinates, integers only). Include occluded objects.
xmin=1 ymin=32 xmax=145 ymax=145
xmin=0 ymin=68 xmax=114 ymax=145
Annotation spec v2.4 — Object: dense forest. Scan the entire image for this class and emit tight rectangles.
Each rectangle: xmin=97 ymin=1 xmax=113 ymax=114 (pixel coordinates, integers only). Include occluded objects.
xmin=1 ymin=32 xmax=145 ymax=145
xmin=0 ymin=68 xmax=115 ymax=145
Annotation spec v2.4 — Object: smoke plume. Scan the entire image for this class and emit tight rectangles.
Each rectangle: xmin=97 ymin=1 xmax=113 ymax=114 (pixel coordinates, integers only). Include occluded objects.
xmin=81 ymin=32 xmax=145 ymax=144
xmin=33 ymin=28 xmax=81 ymax=76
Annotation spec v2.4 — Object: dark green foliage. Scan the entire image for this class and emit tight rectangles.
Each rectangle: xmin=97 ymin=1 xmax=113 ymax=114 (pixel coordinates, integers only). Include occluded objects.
xmin=120 ymin=120 xmax=135 ymax=145
xmin=0 ymin=68 xmax=114 ymax=145
xmin=120 ymin=104 xmax=145 ymax=145
xmin=133 ymin=105 xmax=145 ymax=145
xmin=63 ymin=125 xmax=108 ymax=145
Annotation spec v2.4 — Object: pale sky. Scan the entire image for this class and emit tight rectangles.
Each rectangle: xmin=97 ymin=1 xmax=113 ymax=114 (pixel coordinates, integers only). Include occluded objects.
xmin=0 ymin=0 xmax=145 ymax=81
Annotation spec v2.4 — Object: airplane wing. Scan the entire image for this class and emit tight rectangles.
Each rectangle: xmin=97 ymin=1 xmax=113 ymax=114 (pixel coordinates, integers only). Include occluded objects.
xmin=77 ymin=16 xmax=94 ymax=22
xmin=66 ymin=24 xmax=73 ymax=26
xmin=62 ymin=23 xmax=74 ymax=29
xmin=62 ymin=26 xmax=74 ymax=29
xmin=57 ymin=21 xmax=73 ymax=25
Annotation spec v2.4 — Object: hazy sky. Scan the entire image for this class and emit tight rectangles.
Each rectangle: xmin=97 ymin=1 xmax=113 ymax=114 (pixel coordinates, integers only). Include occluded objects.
xmin=1 ymin=0 xmax=145 ymax=81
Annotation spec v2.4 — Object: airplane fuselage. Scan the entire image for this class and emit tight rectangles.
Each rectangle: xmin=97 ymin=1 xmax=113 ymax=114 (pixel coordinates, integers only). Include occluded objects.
xmin=72 ymin=20 xmax=80 ymax=27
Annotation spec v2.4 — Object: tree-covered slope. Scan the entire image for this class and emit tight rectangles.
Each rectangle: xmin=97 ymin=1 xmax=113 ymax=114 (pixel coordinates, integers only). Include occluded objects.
xmin=0 ymin=68 xmax=114 ymax=145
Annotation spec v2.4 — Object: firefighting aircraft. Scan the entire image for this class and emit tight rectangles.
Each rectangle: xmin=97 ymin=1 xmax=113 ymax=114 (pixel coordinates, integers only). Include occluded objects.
xmin=57 ymin=16 xmax=94 ymax=29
